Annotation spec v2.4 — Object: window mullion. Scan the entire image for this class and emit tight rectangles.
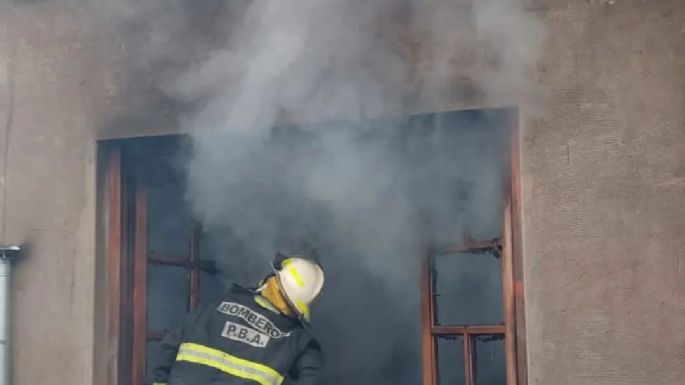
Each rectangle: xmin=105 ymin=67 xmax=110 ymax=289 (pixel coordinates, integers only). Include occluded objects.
xmin=188 ymin=221 xmax=200 ymax=310
xmin=502 ymin=198 xmax=518 ymax=385
xmin=432 ymin=325 xmax=506 ymax=335
xmin=131 ymin=180 xmax=148 ymax=385
xmin=421 ymin=254 xmax=436 ymax=385
xmin=464 ymin=332 xmax=474 ymax=385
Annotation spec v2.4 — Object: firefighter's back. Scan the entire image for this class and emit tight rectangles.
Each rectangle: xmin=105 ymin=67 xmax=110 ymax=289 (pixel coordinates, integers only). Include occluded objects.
xmin=168 ymin=284 xmax=313 ymax=385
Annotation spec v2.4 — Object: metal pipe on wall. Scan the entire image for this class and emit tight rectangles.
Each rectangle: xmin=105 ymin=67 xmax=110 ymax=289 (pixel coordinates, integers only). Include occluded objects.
xmin=0 ymin=246 xmax=21 ymax=385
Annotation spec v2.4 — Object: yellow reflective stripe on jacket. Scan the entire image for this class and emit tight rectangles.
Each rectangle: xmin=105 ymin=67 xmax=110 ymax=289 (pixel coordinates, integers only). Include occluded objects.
xmin=176 ymin=342 xmax=284 ymax=385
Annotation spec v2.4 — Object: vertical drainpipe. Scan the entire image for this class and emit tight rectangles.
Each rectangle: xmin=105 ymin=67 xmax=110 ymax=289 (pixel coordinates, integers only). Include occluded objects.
xmin=0 ymin=246 xmax=20 ymax=385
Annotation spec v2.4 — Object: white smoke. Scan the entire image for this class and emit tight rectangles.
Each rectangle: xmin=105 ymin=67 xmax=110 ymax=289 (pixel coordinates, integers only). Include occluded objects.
xmin=102 ymin=0 xmax=545 ymax=384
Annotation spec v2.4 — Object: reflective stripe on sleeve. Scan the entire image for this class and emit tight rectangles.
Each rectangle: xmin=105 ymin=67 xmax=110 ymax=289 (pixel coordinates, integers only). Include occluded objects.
xmin=175 ymin=342 xmax=284 ymax=385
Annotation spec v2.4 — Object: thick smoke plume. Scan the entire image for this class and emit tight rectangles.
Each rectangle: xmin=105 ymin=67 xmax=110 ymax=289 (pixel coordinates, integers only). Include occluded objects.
xmin=103 ymin=0 xmax=544 ymax=384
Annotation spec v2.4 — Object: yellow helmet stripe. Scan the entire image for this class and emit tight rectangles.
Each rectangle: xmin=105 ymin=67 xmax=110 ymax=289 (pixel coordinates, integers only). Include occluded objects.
xmin=282 ymin=259 xmax=305 ymax=287
xmin=295 ymin=300 xmax=310 ymax=320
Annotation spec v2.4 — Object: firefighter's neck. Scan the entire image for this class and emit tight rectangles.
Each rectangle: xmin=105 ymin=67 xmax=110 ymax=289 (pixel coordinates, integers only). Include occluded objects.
xmin=260 ymin=276 xmax=295 ymax=317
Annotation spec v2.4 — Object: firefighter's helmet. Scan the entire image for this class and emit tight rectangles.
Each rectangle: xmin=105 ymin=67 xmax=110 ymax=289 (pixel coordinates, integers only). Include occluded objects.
xmin=272 ymin=253 xmax=324 ymax=323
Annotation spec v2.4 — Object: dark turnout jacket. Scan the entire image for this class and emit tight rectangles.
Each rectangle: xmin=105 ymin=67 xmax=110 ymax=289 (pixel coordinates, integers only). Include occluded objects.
xmin=149 ymin=284 xmax=323 ymax=385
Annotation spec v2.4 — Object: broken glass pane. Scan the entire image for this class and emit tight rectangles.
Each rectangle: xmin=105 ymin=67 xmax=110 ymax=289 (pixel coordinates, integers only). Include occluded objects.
xmin=433 ymin=250 xmax=503 ymax=325
xmin=403 ymin=111 xmax=508 ymax=246
xmin=472 ymin=334 xmax=506 ymax=385
xmin=436 ymin=335 xmax=465 ymax=385
xmin=147 ymin=264 xmax=189 ymax=332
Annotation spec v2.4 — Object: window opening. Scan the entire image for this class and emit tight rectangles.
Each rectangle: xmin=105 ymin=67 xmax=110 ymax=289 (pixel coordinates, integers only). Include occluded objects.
xmin=104 ymin=109 xmax=523 ymax=385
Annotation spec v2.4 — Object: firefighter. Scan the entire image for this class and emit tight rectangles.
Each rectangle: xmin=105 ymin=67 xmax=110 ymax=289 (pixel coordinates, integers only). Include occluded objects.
xmin=150 ymin=252 xmax=325 ymax=385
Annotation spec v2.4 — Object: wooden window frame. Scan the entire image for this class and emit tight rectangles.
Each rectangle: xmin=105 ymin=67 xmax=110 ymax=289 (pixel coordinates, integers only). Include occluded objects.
xmin=105 ymin=144 xmax=125 ymax=385
xmin=131 ymin=178 xmax=215 ymax=385
xmin=420 ymin=120 xmax=525 ymax=385
xmin=104 ymin=136 xmax=219 ymax=385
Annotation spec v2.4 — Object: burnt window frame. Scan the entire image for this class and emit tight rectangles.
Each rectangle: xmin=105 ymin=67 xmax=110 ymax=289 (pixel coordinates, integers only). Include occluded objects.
xmin=420 ymin=118 xmax=526 ymax=385
xmin=102 ymin=136 xmax=221 ymax=385
xmin=130 ymin=168 xmax=218 ymax=385
xmin=101 ymin=112 xmax=526 ymax=385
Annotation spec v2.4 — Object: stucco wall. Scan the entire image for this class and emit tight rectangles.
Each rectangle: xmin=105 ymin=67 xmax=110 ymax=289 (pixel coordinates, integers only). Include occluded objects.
xmin=0 ymin=1 xmax=116 ymax=384
xmin=521 ymin=1 xmax=685 ymax=384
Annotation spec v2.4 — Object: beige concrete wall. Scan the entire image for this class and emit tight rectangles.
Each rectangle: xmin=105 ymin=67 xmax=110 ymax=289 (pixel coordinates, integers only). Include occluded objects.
xmin=0 ymin=1 xmax=116 ymax=384
xmin=521 ymin=1 xmax=685 ymax=384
